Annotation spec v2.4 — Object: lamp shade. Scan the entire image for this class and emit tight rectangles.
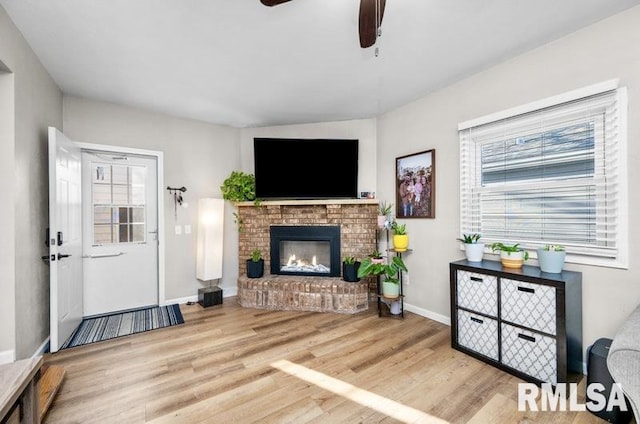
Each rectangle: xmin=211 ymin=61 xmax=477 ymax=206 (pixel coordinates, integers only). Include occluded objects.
xmin=196 ymin=198 xmax=224 ymax=281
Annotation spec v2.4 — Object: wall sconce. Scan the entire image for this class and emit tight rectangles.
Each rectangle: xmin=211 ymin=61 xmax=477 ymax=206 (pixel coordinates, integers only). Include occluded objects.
xmin=196 ymin=198 xmax=224 ymax=283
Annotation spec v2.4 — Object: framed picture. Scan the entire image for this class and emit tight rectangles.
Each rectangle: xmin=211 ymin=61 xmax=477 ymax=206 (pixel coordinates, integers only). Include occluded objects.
xmin=395 ymin=149 xmax=435 ymax=218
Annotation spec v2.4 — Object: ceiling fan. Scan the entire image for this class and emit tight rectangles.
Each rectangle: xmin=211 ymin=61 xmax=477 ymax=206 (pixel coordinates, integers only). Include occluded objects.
xmin=260 ymin=0 xmax=386 ymax=49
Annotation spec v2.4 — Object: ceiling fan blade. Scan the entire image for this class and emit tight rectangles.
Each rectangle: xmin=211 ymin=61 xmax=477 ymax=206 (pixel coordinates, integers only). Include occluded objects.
xmin=359 ymin=0 xmax=386 ymax=48
xmin=260 ymin=0 xmax=293 ymax=6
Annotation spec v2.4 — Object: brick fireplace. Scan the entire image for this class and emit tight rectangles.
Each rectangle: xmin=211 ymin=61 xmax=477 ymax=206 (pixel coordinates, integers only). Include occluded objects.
xmin=236 ymin=199 xmax=378 ymax=314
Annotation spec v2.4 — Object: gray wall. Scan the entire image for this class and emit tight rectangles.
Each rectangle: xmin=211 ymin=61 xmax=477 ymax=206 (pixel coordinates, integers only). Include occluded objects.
xmin=63 ymin=96 xmax=241 ymax=300
xmin=0 ymin=64 xmax=15 ymax=361
xmin=0 ymin=4 xmax=63 ymax=360
xmin=376 ymin=6 xmax=640 ymax=349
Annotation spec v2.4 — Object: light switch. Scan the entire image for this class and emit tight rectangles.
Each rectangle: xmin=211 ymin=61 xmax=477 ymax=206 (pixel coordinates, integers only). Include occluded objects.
xmin=184 ymin=225 xmax=191 ymax=234
xmin=175 ymin=225 xmax=182 ymax=235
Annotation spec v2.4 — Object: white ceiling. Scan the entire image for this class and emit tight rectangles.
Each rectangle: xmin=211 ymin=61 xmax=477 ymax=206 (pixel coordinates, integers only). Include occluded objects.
xmin=1 ymin=0 xmax=638 ymax=128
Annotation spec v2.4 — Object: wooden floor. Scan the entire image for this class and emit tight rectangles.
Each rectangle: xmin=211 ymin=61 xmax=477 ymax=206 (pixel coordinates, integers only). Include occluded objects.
xmin=43 ymin=298 xmax=610 ymax=424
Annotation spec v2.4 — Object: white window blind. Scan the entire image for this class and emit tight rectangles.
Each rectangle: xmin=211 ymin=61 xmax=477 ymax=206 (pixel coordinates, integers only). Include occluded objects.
xmin=459 ymin=85 xmax=627 ymax=266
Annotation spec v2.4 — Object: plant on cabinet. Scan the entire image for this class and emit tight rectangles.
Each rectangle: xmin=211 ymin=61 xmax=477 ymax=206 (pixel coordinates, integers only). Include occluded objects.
xmin=490 ymin=242 xmax=529 ymax=269
xmin=537 ymin=244 xmax=566 ymax=273
xmin=457 ymin=233 xmax=484 ymax=262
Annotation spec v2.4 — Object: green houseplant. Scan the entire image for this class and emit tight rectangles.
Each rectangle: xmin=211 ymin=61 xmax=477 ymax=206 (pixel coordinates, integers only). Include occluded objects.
xmin=368 ymin=249 xmax=385 ymax=264
xmin=246 ymin=248 xmax=264 ymax=278
xmin=537 ymin=244 xmax=566 ymax=273
xmin=378 ymin=201 xmax=393 ymax=228
xmin=342 ymin=256 xmax=361 ymax=282
xmin=220 ymin=171 xmax=256 ymax=202
xmin=357 ymin=255 xmax=407 ymax=299
xmin=491 ymin=242 xmax=529 ymax=269
xmin=221 ymin=171 xmax=260 ymax=231
xmin=457 ymin=233 xmax=484 ymax=262
xmin=391 ymin=221 xmax=409 ymax=251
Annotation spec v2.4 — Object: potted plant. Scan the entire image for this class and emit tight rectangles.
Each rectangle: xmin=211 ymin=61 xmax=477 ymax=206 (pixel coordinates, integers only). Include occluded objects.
xmin=357 ymin=255 xmax=407 ymax=300
xmin=457 ymin=233 xmax=484 ymax=262
xmin=391 ymin=221 xmax=409 ymax=251
xmin=342 ymin=257 xmax=361 ymax=282
xmin=368 ymin=249 xmax=385 ymax=264
xmin=221 ymin=171 xmax=260 ymax=231
xmin=537 ymin=244 xmax=566 ymax=273
xmin=246 ymin=248 xmax=264 ymax=278
xmin=221 ymin=171 xmax=257 ymax=203
xmin=378 ymin=201 xmax=393 ymax=228
xmin=491 ymin=242 xmax=529 ymax=269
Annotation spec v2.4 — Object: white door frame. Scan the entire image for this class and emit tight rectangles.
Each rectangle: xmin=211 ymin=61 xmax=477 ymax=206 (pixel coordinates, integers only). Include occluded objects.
xmin=75 ymin=141 xmax=166 ymax=306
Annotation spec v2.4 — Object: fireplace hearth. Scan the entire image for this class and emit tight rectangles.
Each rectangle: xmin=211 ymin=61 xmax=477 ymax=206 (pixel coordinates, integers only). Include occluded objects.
xmin=270 ymin=226 xmax=340 ymax=277
xmin=236 ymin=200 xmax=378 ymax=314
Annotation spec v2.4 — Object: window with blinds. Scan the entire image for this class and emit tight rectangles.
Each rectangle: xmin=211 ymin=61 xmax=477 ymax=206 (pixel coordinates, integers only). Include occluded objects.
xmin=459 ymin=82 xmax=627 ymax=267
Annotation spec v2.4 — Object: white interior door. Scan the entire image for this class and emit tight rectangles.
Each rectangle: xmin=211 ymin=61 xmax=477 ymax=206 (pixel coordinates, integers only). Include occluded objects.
xmin=81 ymin=151 xmax=158 ymax=316
xmin=48 ymin=127 xmax=83 ymax=353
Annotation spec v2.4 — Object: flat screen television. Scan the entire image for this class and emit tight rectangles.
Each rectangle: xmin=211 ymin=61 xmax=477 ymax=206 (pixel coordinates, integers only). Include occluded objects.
xmin=254 ymin=138 xmax=358 ymax=199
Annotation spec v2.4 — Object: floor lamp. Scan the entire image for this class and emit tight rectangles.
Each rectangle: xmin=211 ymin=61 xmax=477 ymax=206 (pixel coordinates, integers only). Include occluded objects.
xmin=196 ymin=198 xmax=224 ymax=307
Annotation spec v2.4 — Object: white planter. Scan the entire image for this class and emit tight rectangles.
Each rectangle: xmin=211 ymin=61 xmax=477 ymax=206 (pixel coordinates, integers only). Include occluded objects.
xmin=537 ymin=248 xmax=566 ymax=273
xmin=464 ymin=243 xmax=484 ymax=262
xmin=500 ymin=250 xmax=525 ymax=269
xmin=382 ymin=280 xmax=400 ymax=299
xmin=389 ymin=300 xmax=402 ymax=315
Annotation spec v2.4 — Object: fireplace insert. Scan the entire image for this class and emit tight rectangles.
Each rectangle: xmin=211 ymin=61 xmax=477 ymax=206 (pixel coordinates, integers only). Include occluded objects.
xmin=270 ymin=226 xmax=340 ymax=277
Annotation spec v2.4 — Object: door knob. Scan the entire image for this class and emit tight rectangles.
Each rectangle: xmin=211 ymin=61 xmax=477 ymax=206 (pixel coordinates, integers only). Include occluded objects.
xmin=57 ymin=253 xmax=72 ymax=260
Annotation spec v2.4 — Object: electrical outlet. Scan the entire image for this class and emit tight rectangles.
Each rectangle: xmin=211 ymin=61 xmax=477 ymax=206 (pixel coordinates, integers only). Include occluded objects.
xmin=404 ymin=273 xmax=410 ymax=285
xmin=175 ymin=225 xmax=182 ymax=235
xmin=184 ymin=225 xmax=191 ymax=234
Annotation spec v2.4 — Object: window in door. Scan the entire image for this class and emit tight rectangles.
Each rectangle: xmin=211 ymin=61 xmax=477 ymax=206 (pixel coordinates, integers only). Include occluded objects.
xmin=92 ymin=163 xmax=146 ymax=245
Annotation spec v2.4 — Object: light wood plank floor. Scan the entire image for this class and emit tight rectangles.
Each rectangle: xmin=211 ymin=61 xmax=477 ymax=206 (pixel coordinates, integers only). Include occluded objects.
xmin=43 ymin=298 xmax=610 ymax=424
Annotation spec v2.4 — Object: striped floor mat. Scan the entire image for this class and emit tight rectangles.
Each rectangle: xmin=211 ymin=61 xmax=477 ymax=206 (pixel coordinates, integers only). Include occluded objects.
xmin=61 ymin=304 xmax=184 ymax=350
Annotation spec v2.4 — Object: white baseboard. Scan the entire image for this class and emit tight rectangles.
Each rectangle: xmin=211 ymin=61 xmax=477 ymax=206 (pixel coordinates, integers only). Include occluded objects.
xmin=164 ymin=295 xmax=197 ymax=305
xmin=403 ymin=303 xmax=451 ymax=326
xmin=0 ymin=349 xmax=15 ymax=364
xmin=165 ymin=286 xmax=238 ymax=306
xmin=33 ymin=337 xmax=50 ymax=358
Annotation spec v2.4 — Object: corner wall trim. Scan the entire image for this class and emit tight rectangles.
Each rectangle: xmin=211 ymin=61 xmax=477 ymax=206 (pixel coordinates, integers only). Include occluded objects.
xmin=403 ymin=303 xmax=451 ymax=326
xmin=0 ymin=349 xmax=15 ymax=364
xmin=221 ymin=286 xmax=238 ymax=298
xmin=33 ymin=337 xmax=50 ymax=358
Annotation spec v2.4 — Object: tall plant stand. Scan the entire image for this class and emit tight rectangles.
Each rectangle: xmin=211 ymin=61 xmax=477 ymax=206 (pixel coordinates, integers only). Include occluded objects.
xmin=376 ymin=227 xmax=411 ymax=318
xmin=378 ymin=248 xmax=411 ymax=318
